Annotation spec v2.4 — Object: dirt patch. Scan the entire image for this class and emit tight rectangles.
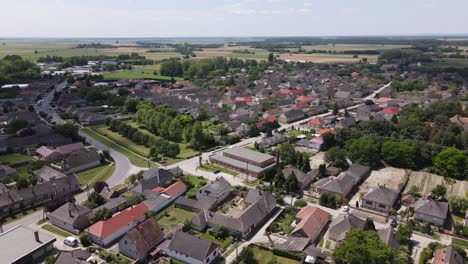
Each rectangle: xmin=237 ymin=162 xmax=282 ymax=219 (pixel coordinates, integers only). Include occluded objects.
xmin=404 ymin=171 xmax=468 ymax=197
xmin=309 ymin=151 xmax=325 ymax=168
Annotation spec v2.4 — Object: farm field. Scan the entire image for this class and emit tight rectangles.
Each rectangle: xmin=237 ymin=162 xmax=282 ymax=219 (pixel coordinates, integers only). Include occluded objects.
xmin=102 ymin=69 xmax=181 ymax=81
xmin=404 ymin=171 xmax=468 ymax=197
xmin=301 ymin=44 xmax=413 ymax=51
xmin=279 ymin=53 xmax=378 ymax=63
xmin=194 ymin=45 xmax=271 ymax=60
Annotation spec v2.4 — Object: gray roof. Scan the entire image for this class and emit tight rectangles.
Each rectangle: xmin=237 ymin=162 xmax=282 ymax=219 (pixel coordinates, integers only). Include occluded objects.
xmin=282 ymin=166 xmax=317 ymax=186
xmin=328 ymin=213 xmax=366 ymax=242
xmin=47 ymin=202 xmax=93 ymax=225
xmin=414 ymin=200 xmax=449 ymax=219
xmin=362 ymin=186 xmax=399 ymax=206
xmin=209 ymin=152 xmax=275 ymax=174
xmin=168 ymin=231 xmax=218 ymax=261
xmin=198 ymin=177 xmax=231 ymax=197
xmin=435 ymin=245 xmax=465 ymax=264
xmin=54 ymin=249 xmax=91 ymax=264
xmin=223 ymin=147 xmax=274 ymax=164
xmin=33 ymin=166 xmax=67 ymax=182
xmin=65 ymin=148 xmax=100 ymax=169
xmin=281 ymin=109 xmax=305 ymax=121
xmin=377 ymin=227 xmax=399 ymax=249
xmin=133 ymin=168 xmax=174 ymax=194
xmin=0 ymin=225 xmax=56 ymax=264
xmin=279 ymin=236 xmax=310 ymax=252
xmin=143 ymin=194 xmax=170 ymax=210
xmin=316 ymin=174 xmax=355 ymax=196
xmin=175 ymin=196 xmax=216 ymax=211
xmin=345 ymin=164 xmax=371 ymax=182
xmin=93 ymin=197 xmax=128 ymax=213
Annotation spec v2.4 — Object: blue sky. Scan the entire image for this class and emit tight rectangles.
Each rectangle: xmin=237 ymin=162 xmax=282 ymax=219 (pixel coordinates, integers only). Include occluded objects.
xmin=1 ymin=0 xmax=467 ymax=37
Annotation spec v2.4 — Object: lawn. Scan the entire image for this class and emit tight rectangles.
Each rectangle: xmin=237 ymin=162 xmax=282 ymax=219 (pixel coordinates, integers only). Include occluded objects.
xmin=267 ymin=208 xmax=296 ymax=234
xmin=103 ymin=70 xmax=182 ymax=81
xmin=156 ymin=207 xmax=197 ymax=231
xmin=2 ymin=206 xmax=43 ymax=224
xmin=181 ymin=175 xmax=208 ymax=197
xmin=42 ymin=224 xmax=72 ymax=237
xmin=76 ymin=164 xmax=116 ymax=187
xmin=198 ymin=164 xmax=239 ymax=176
xmin=80 ymin=128 xmax=153 ymax=168
xmin=93 ymin=124 xmax=150 ymax=157
xmin=452 ymin=237 xmax=468 ymax=249
xmin=191 ymin=230 xmax=233 ymax=249
xmin=251 ymin=247 xmax=300 ymax=264
xmin=0 ymin=154 xmax=33 ymax=164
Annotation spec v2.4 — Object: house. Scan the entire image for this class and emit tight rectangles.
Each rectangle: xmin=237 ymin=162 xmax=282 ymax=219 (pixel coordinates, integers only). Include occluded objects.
xmin=308 ymin=136 xmax=324 ymax=150
xmin=377 ymin=227 xmax=400 ymax=250
xmin=160 ymin=231 xmax=220 ymax=264
xmin=335 ymin=116 xmax=357 ymax=129
xmin=450 ymin=114 xmax=468 ymax=131
xmin=278 ymin=109 xmax=305 ymax=124
xmin=36 ymin=142 xmax=85 ymax=161
xmin=209 ymin=147 xmax=276 ymax=178
xmin=132 ymin=168 xmax=175 ymax=194
xmin=93 ymin=197 xmax=129 ymax=215
xmin=175 ymin=196 xmax=217 ymax=213
xmin=47 ymin=202 xmax=94 ymax=235
xmin=196 ymin=177 xmax=231 ymax=206
xmin=308 ymin=117 xmax=324 ymax=129
xmin=361 ymin=185 xmax=399 ymax=213
xmin=356 ymin=104 xmax=380 ymax=121
xmin=414 ymin=199 xmax=449 ymax=225
xmin=53 ymin=249 xmax=91 ymax=264
xmin=291 ymin=206 xmax=330 ymax=243
xmin=63 ymin=148 xmax=101 ymax=173
xmin=0 ymin=225 xmax=56 ymax=264
xmin=159 ymin=181 xmax=187 ymax=198
xmin=432 ymin=245 xmax=465 ymax=264
xmin=344 ymin=164 xmax=371 ymax=184
xmin=0 ymin=164 xmax=16 ymax=179
xmin=282 ymin=166 xmax=317 ymax=190
xmin=259 ymin=133 xmax=288 ymax=149
xmin=327 ymin=213 xmax=366 ymax=242
xmin=380 ymin=107 xmax=401 ymax=119
xmin=118 ymin=218 xmax=165 ymax=260
xmin=85 ymin=203 xmax=149 ymax=247
xmin=315 ymin=174 xmax=355 ymax=200
xmin=33 ymin=166 xmax=67 ymax=183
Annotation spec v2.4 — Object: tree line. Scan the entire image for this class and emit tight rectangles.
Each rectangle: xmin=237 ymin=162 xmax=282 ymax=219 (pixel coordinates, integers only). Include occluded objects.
xmin=0 ymin=55 xmax=40 ymax=85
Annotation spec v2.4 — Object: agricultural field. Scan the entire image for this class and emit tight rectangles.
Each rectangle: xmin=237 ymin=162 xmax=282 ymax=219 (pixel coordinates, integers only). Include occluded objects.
xmin=194 ymin=45 xmax=271 ymax=60
xmin=404 ymin=171 xmax=468 ymax=197
xmin=279 ymin=53 xmax=379 ymax=63
xmin=301 ymin=44 xmax=413 ymax=52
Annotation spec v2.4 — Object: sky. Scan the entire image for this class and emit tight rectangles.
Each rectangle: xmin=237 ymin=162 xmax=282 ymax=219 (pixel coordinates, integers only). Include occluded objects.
xmin=0 ymin=0 xmax=467 ymax=38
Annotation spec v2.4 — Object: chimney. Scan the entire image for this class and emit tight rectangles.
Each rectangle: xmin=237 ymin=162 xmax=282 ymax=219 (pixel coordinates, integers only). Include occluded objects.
xmin=34 ymin=231 xmax=40 ymax=242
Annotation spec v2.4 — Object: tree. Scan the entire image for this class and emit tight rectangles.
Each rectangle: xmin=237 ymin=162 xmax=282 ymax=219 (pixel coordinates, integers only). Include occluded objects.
xmin=448 ymin=195 xmax=468 ymax=216
xmin=7 ymin=119 xmax=28 ymax=134
xmin=124 ymin=97 xmax=140 ymax=113
xmin=16 ymin=176 xmax=29 ymax=189
xmin=286 ymin=172 xmax=299 ymax=194
xmin=433 ymin=147 xmax=468 ymax=180
xmin=79 ymin=233 xmax=91 ymax=247
xmin=346 ymin=136 xmax=381 ymax=168
xmin=318 ymin=164 xmax=326 ymax=178
xmin=396 ymin=224 xmax=413 ymax=246
xmin=44 ymin=256 xmax=56 ymax=264
xmin=294 ymin=199 xmax=307 ymax=207
xmin=301 ymin=153 xmax=311 ymax=172
xmin=431 ymin=184 xmax=446 ymax=198
xmin=381 ymin=141 xmax=416 ymax=169
xmin=363 ymin=218 xmax=376 ymax=231
xmin=95 ymin=208 xmax=111 ymax=221
xmin=319 ymin=193 xmax=337 ymax=209
xmin=212 ymin=226 xmax=229 ymax=239
xmin=87 ymin=192 xmax=105 ymax=209
xmin=333 ymin=230 xmax=395 ymax=264
xmin=268 ymin=52 xmax=274 ymax=63
xmin=321 ymin=132 xmax=336 ymax=150
xmin=333 ymin=103 xmax=339 ymax=115
xmin=53 ymin=123 xmax=79 ymax=140
xmin=239 ymin=247 xmax=255 ymax=264
xmin=325 ymin=147 xmax=348 ymax=169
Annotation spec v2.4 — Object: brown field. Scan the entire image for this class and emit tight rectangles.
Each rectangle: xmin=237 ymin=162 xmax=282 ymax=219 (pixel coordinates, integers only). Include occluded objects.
xmin=279 ymin=53 xmax=378 ymax=63
xmin=404 ymin=171 xmax=467 ymax=197
xmin=301 ymin=44 xmax=412 ymax=51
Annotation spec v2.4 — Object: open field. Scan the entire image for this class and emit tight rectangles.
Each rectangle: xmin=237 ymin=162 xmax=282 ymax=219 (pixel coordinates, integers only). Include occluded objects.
xmin=80 ymin=128 xmax=152 ymax=167
xmin=301 ymin=44 xmax=413 ymax=51
xmin=76 ymin=164 xmax=116 ymax=187
xmin=279 ymin=53 xmax=378 ymax=63
xmin=404 ymin=171 xmax=468 ymax=197
xmin=194 ymin=45 xmax=271 ymax=60
xmin=250 ymin=247 xmax=300 ymax=264
xmin=0 ymin=154 xmax=33 ymax=164
xmin=102 ymin=69 xmax=181 ymax=81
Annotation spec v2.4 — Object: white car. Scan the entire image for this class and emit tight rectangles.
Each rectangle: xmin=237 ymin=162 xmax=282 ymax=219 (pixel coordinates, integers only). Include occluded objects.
xmin=64 ymin=236 xmax=78 ymax=247
xmin=342 ymin=206 xmax=350 ymax=212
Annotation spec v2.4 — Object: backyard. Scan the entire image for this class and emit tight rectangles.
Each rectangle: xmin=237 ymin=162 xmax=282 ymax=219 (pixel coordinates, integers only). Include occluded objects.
xmin=250 ymin=247 xmax=300 ymax=264
xmin=266 ymin=207 xmax=297 ymax=235
xmin=180 ymin=175 xmax=208 ymax=197
xmin=0 ymin=154 xmax=33 ymax=164
xmin=76 ymin=164 xmax=116 ymax=187
xmin=155 ymin=206 xmax=197 ymax=231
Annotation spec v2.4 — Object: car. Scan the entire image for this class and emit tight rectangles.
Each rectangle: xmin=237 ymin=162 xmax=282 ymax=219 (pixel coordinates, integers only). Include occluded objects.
xmin=64 ymin=236 xmax=78 ymax=247
xmin=342 ymin=206 xmax=350 ymax=212
xmin=213 ymin=170 xmax=220 ymax=174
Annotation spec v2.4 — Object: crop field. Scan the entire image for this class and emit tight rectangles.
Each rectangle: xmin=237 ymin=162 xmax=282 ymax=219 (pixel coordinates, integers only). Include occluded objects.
xmin=194 ymin=45 xmax=271 ymax=60
xmin=301 ymin=44 xmax=413 ymax=51
xmin=404 ymin=171 xmax=468 ymax=197
xmin=279 ymin=53 xmax=378 ymax=63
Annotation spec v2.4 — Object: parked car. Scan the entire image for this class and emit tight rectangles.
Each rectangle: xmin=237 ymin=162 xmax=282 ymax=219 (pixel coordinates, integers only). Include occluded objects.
xmin=64 ymin=236 xmax=78 ymax=247
xmin=213 ymin=170 xmax=220 ymax=174
xmin=342 ymin=206 xmax=350 ymax=212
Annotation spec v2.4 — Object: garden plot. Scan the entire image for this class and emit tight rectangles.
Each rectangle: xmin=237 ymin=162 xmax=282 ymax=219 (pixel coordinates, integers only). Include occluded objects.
xmin=404 ymin=171 xmax=468 ymax=197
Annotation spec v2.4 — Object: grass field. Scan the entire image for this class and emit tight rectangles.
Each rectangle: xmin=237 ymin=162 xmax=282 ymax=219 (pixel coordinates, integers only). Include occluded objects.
xmin=76 ymin=164 xmax=115 ymax=187
xmin=195 ymin=46 xmax=271 ymax=60
xmin=182 ymin=175 xmax=208 ymax=197
xmin=250 ymin=247 xmax=300 ymax=264
xmin=42 ymin=224 xmax=72 ymax=237
xmin=80 ymin=128 xmax=153 ymax=167
xmin=301 ymin=44 xmax=413 ymax=51
xmin=93 ymin=124 xmax=150 ymax=157
xmin=452 ymin=237 xmax=468 ymax=249
xmin=198 ymin=164 xmax=239 ymax=176
xmin=103 ymin=69 xmax=182 ymax=81
xmin=427 ymin=58 xmax=468 ymax=68
xmin=191 ymin=230 xmax=234 ymax=249
xmin=156 ymin=207 xmax=197 ymax=231
xmin=0 ymin=154 xmax=33 ymax=164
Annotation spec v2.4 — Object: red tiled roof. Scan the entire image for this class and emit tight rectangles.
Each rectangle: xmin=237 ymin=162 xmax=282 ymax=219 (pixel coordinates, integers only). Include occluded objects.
xmin=375 ymin=97 xmax=394 ymax=104
xmin=234 ymin=97 xmax=253 ymax=103
xmin=126 ymin=218 xmax=165 ymax=255
xmin=86 ymin=203 xmax=149 ymax=239
xmin=381 ymin=107 xmax=400 ymax=115
xmin=308 ymin=117 xmax=324 ymax=127
xmin=271 ymin=92 xmax=287 ymax=98
xmin=310 ymin=136 xmax=324 ymax=145
xmin=289 ymin=102 xmax=308 ymax=110
xmin=152 ymin=187 xmax=165 ymax=193
xmin=292 ymin=206 xmax=330 ymax=240
xmin=316 ymin=128 xmax=335 ymax=135
xmin=256 ymin=116 xmax=276 ymax=128
xmin=296 ymin=95 xmax=315 ymax=102
xmin=162 ymin=181 xmax=187 ymax=197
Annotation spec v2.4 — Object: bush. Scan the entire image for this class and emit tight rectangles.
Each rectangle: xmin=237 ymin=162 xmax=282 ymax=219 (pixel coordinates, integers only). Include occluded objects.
xmin=272 ymin=247 xmax=304 ymax=261
xmin=294 ymin=199 xmax=307 ymax=207
xmin=79 ymin=233 xmax=91 ymax=247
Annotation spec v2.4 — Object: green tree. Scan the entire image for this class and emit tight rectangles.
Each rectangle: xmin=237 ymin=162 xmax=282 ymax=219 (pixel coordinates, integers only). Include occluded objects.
xmin=448 ymin=195 xmax=468 ymax=215
xmin=363 ymin=218 xmax=376 ymax=231
xmin=79 ymin=233 xmax=91 ymax=247
xmin=381 ymin=141 xmax=416 ymax=168
xmin=346 ymin=136 xmax=380 ymax=168
xmin=325 ymin=147 xmax=348 ymax=169
xmin=53 ymin=123 xmax=79 ymax=140
xmin=333 ymin=230 xmax=395 ymax=264
xmin=286 ymin=172 xmax=299 ymax=194
xmin=124 ymin=97 xmax=140 ymax=113
xmin=7 ymin=119 xmax=28 ymax=134
xmin=322 ymin=132 xmax=336 ymax=150
xmin=319 ymin=192 xmax=337 ymax=209
xmin=431 ymin=184 xmax=446 ymax=198
xmin=268 ymin=52 xmax=274 ymax=63
xmin=95 ymin=208 xmax=111 ymax=221
xmin=433 ymin=147 xmax=468 ymax=180
xmin=239 ymin=247 xmax=255 ymax=264
xmin=396 ymin=224 xmax=413 ymax=246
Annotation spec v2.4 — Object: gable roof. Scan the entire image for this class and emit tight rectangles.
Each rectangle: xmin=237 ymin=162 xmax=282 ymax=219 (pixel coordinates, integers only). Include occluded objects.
xmin=345 ymin=164 xmax=371 ymax=182
xmin=162 ymin=181 xmax=187 ymax=197
xmin=168 ymin=231 xmax=218 ymax=261
xmin=328 ymin=213 xmax=366 ymax=242
xmin=377 ymin=227 xmax=400 ymax=249
xmin=48 ymin=202 xmax=92 ymax=225
xmin=414 ymin=200 xmax=449 ymax=219
xmin=124 ymin=218 xmax=164 ymax=256
xmin=34 ymin=166 xmax=67 ymax=182
xmin=86 ymin=203 xmax=148 ymax=239
xmin=198 ymin=177 xmax=231 ymax=197
xmin=316 ymin=174 xmax=355 ymax=196
xmin=433 ymin=245 xmax=465 ymax=264
xmin=291 ymin=206 xmax=330 ymax=241
xmin=362 ymin=185 xmax=399 ymax=206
